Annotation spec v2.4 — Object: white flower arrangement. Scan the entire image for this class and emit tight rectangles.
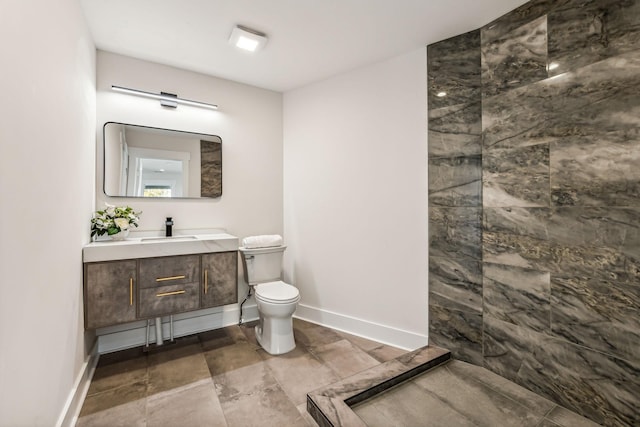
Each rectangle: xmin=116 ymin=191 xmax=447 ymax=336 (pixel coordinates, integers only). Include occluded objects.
xmin=91 ymin=204 xmax=141 ymax=238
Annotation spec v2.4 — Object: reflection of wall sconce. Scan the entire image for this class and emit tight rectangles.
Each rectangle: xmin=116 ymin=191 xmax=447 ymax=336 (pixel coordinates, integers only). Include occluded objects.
xmin=111 ymin=85 xmax=218 ymax=110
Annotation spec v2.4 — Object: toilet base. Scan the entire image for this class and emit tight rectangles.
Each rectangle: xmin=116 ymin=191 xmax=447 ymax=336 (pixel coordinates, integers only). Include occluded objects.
xmin=255 ymin=316 xmax=296 ymax=355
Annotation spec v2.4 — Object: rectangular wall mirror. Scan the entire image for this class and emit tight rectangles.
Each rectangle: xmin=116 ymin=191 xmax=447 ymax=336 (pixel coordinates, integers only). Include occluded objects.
xmin=103 ymin=122 xmax=222 ymax=198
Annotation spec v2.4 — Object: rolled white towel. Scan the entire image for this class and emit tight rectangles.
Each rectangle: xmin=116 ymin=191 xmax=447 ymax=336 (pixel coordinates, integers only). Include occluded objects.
xmin=242 ymin=234 xmax=283 ymax=249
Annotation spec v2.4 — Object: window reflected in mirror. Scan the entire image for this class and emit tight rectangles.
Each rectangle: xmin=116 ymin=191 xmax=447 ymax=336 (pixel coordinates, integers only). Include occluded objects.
xmin=103 ymin=122 xmax=222 ymax=198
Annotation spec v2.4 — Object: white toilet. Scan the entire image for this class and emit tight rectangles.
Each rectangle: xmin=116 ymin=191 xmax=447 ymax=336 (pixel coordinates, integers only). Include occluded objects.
xmin=239 ymin=244 xmax=300 ymax=355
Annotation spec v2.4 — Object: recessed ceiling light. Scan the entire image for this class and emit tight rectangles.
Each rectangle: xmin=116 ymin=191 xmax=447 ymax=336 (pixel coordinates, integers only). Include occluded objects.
xmin=229 ymin=25 xmax=267 ymax=52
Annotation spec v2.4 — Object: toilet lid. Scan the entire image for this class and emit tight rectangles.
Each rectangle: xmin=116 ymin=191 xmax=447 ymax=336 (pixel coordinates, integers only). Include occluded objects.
xmin=255 ymin=281 xmax=299 ymax=304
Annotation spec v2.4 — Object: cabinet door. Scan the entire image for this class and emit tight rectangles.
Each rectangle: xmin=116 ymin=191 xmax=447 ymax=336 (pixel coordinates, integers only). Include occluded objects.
xmin=84 ymin=260 xmax=137 ymax=329
xmin=201 ymin=252 xmax=238 ymax=308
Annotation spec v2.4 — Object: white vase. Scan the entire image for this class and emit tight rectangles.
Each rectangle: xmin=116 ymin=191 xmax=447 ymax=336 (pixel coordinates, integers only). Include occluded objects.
xmin=110 ymin=229 xmax=130 ymax=241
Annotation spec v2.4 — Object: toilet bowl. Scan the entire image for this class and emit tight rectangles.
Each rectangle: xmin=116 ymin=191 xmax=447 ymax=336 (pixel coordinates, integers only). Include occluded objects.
xmin=254 ymin=280 xmax=300 ymax=355
xmin=239 ymin=242 xmax=300 ymax=355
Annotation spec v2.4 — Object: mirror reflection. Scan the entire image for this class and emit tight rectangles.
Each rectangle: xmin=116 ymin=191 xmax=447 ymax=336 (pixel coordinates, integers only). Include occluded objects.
xmin=103 ymin=122 xmax=222 ymax=198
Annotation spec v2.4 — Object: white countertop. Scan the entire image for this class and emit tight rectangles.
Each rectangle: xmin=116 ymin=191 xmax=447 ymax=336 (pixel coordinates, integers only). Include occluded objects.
xmin=83 ymin=230 xmax=239 ymax=262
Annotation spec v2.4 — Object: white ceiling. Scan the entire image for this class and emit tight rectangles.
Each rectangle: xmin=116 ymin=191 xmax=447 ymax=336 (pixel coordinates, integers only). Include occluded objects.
xmin=80 ymin=0 xmax=528 ymax=93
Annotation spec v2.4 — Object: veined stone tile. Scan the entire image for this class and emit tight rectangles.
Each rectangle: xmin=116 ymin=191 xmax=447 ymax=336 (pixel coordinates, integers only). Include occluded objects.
xmin=79 ymin=381 xmax=147 ymax=417
xmin=214 ymin=363 xmax=307 ymax=427
xmin=411 ymin=362 xmax=547 ymax=426
xmin=292 ymin=318 xmax=342 ymax=351
xmin=544 ymin=406 xmax=602 ymax=427
xmin=483 ymin=143 xmax=550 ymax=207
xmin=551 ymin=275 xmax=639 ymax=362
xmin=312 ymin=340 xmax=379 ymax=380
xmin=547 ymin=207 xmax=640 ymax=263
xmin=428 ymin=30 xmax=481 ymax=109
xmin=429 ymin=255 xmax=482 ymax=312
xmin=354 ymin=381 xmax=478 ymax=427
xmin=551 ymin=136 xmax=640 ymax=207
xmin=483 ymin=50 xmax=640 ymax=150
xmin=429 ymin=300 xmax=482 ymax=365
xmin=258 ymin=345 xmax=340 ymax=405
xmin=482 ymin=15 xmax=548 ymax=97
xmin=429 ymin=207 xmax=482 ymax=260
xmin=481 ymin=80 xmax=553 ymax=150
xmin=549 ymin=83 xmax=640 ymax=202
xmin=483 ymin=207 xmax=552 ymax=271
xmin=548 ymin=0 xmax=640 ymax=75
xmin=483 ymin=262 xmax=551 ymax=333
xmin=445 ymin=360 xmax=555 ymax=416
xmin=148 ymin=344 xmax=211 ymax=395
xmin=483 ymin=316 xmax=640 ymax=426
xmin=547 ymin=51 xmax=640 ymax=207
xmin=76 ymin=398 xmax=146 ymax=427
xmin=428 ymin=102 xmax=482 ymax=158
xmin=482 ymin=0 xmax=569 ymax=44
xmin=428 ymin=155 xmax=482 ymax=207
xmin=536 ymin=207 xmax=640 ymax=281
xmin=146 ymin=379 xmax=227 ymax=427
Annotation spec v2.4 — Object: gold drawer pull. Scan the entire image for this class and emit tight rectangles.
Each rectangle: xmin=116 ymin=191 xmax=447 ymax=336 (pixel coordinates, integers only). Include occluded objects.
xmin=204 ymin=270 xmax=208 ymax=294
xmin=129 ymin=278 xmax=134 ymax=306
xmin=156 ymin=290 xmax=186 ymax=297
xmin=156 ymin=275 xmax=186 ymax=282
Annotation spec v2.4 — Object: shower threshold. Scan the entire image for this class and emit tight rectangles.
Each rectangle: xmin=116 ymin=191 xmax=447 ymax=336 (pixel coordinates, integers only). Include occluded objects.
xmin=306 ymin=345 xmax=451 ymax=427
xmin=307 ymin=345 xmax=599 ymax=427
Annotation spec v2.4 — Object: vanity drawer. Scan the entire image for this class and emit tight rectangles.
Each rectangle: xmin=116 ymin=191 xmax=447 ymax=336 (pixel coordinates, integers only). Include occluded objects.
xmin=139 ymin=255 xmax=200 ymax=289
xmin=139 ymin=282 xmax=199 ymax=318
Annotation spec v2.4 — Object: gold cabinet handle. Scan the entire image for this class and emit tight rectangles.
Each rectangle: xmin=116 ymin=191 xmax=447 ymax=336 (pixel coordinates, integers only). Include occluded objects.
xmin=129 ymin=278 xmax=134 ymax=306
xmin=204 ymin=269 xmax=208 ymax=294
xmin=156 ymin=290 xmax=186 ymax=297
xmin=156 ymin=275 xmax=186 ymax=282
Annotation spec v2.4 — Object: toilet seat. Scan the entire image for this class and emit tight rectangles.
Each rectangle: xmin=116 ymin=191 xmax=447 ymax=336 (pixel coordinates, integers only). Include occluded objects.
xmin=255 ymin=280 xmax=300 ymax=304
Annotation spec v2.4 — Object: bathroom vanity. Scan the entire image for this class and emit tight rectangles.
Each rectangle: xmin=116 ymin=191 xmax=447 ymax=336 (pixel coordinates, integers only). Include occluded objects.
xmin=82 ymin=233 xmax=238 ymax=329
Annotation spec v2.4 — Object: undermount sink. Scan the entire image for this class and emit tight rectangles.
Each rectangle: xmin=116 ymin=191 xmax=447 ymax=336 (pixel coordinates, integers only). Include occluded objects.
xmin=140 ymin=235 xmax=198 ymax=242
xmin=83 ymin=230 xmax=239 ymax=262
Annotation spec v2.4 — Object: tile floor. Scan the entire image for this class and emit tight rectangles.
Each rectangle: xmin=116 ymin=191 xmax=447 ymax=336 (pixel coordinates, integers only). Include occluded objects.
xmin=77 ymin=319 xmax=405 ymax=427
xmin=77 ymin=319 xmax=598 ymax=427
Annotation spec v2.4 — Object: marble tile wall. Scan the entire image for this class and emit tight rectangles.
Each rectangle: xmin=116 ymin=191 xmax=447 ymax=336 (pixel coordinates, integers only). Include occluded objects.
xmin=428 ymin=30 xmax=484 ymax=366
xmin=428 ymin=0 xmax=640 ymax=425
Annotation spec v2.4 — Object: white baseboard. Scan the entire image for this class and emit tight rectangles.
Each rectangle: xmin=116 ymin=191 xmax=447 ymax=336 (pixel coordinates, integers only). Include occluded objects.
xmin=56 ymin=341 xmax=99 ymax=427
xmin=294 ymin=304 xmax=428 ymax=351
xmin=97 ymin=304 xmax=259 ymax=354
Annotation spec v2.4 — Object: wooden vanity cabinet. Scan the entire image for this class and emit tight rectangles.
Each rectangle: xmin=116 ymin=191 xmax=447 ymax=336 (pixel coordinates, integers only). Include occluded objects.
xmin=83 ymin=251 xmax=238 ymax=329
xmin=84 ymin=259 xmax=137 ymax=329
xmin=201 ymin=251 xmax=238 ymax=309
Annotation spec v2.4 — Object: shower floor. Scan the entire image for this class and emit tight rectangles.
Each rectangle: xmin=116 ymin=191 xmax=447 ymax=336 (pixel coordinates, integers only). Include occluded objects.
xmin=351 ymin=359 xmax=599 ymax=427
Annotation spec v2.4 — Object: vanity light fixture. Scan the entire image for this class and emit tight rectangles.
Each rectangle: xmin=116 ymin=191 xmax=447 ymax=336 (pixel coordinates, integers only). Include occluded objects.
xmin=111 ymin=85 xmax=218 ymax=110
xmin=229 ymin=25 xmax=268 ymax=52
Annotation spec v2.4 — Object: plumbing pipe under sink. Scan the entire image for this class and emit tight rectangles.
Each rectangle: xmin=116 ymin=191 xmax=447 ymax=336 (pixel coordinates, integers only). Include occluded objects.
xmin=146 ymin=316 xmax=175 ymax=347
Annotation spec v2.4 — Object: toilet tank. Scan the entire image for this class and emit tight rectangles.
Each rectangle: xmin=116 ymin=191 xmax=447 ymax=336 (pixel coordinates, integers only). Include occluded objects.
xmin=239 ymin=245 xmax=286 ymax=285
